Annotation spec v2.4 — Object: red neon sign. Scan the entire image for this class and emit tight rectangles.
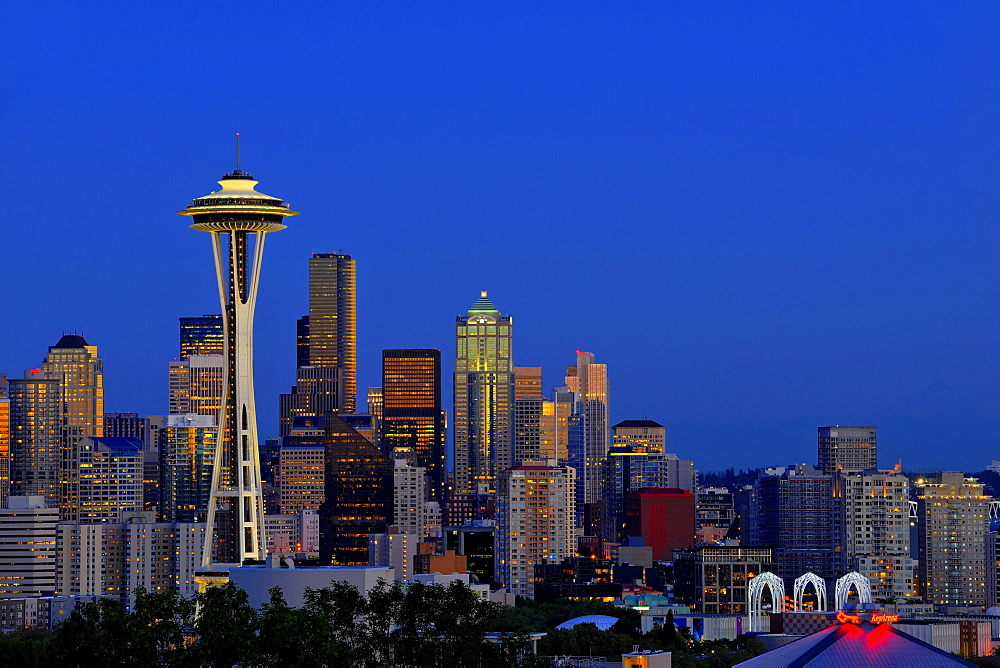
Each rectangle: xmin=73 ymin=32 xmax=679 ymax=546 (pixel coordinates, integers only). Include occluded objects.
xmin=869 ymin=613 xmax=899 ymax=624
xmin=836 ymin=611 xmax=898 ymax=625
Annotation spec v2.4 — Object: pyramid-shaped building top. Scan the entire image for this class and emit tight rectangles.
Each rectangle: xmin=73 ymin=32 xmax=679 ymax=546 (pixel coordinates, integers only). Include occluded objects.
xmin=736 ymin=620 xmax=975 ymax=667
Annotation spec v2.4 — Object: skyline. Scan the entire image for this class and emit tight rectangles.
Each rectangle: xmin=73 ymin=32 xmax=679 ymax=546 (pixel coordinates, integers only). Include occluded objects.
xmin=2 ymin=3 xmax=997 ymax=472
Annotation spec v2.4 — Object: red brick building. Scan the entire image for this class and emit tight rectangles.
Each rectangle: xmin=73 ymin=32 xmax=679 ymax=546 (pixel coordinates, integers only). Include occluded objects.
xmin=624 ymin=488 xmax=695 ymax=561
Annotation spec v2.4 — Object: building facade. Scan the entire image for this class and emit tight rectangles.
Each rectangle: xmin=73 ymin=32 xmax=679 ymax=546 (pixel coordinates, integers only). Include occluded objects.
xmin=513 ymin=367 xmax=545 ymax=466
xmin=40 ymin=335 xmax=105 ymax=520
xmin=8 ymin=373 xmax=61 ymax=505
xmin=453 ymin=291 xmax=514 ymax=497
xmin=381 ymin=349 xmax=445 ymax=501
xmin=565 ymin=351 xmax=610 ymax=513
xmin=673 ymin=546 xmax=775 ymax=614
xmin=74 ymin=437 xmax=143 ymax=523
xmin=168 ymin=355 xmax=224 ymax=417
xmin=496 ymin=461 xmax=576 ymax=598
xmin=318 ymin=414 xmax=393 ymax=565
xmin=750 ymin=465 xmax=843 ymax=586
xmin=306 ymin=252 xmax=357 ymax=414
xmin=159 ymin=414 xmax=216 ymax=523
xmin=178 ymin=315 xmax=224 ymax=359
xmin=56 ymin=516 xmax=205 ymax=608
xmin=0 ymin=496 xmax=58 ymax=598
xmin=841 ymin=469 xmax=916 ymax=598
xmin=818 ymin=426 xmax=877 ymax=475
xmin=916 ymin=472 xmax=989 ymax=606
xmin=624 ymin=487 xmax=696 ymax=561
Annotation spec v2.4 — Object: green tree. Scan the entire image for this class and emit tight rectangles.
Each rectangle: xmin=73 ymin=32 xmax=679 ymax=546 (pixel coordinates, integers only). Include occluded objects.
xmin=189 ymin=581 xmax=259 ymax=667
xmin=128 ymin=588 xmax=195 ymax=666
xmin=361 ymin=578 xmax=405 ymax=666
xmin=257 ymin=586 xmax=320 ymax=667
xmin=301 ymin=580 xmax=368 ymax=665
xmin=0 ymin=626 xmax=55 ymax=668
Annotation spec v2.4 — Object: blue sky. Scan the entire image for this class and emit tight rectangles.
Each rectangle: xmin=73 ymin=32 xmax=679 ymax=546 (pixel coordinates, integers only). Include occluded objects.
xmin=1 ymin=2 xmax=997 ymax=471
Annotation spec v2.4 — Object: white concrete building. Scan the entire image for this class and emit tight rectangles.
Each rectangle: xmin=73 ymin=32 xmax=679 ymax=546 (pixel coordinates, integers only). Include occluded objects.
xmin=0 ymin=496 xmax=58 ymax=598
xmin=497 ymin=459 xmax=576 ymax=598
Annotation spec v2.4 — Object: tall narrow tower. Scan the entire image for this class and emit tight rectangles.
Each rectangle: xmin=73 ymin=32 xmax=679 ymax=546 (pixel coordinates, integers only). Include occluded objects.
xmin=453 ymin=291 xmax=514 ymax=497
xmin=178 ymin=151 xmax=297 ymax=565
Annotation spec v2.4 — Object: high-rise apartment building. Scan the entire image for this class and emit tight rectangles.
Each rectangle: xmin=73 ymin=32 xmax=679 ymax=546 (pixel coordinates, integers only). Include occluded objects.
xmin=179 ymin=162 xmax=297 ymax=564
xmin=565 ymin=352 xmax=609 ymax=510
xmin=41 ymin=335 xmax=104 ymax=520
xmin=159 ymin=414 xmax=216 ymax=523
xmin=381 ymin=349 xmax=445 ymax=501
xmin=750 ymin=465 xmax=843 ymax=587
xmin=818 ymin=426 xmax=877 ymax=474
xmin=73 ymin=437 xmax=143 ymax=523
xmin=168 ymin=356 xmax=224 ymax=417
xmin=318 ymin=414 xmax=393 ymax=565
xmin=916 ymin=472 xmax=990 ymax=606
xmin=453 ymin=291 xmax=514 ymax=497
xmin=0 ymin=377 xmax=9 ymax=505
xmin=513 ymin=367 xmax=544 ymax=466
xmin=178 ymin=315 xmax=224 ymax=359
xmin=0 ymin=496 xmax=58 ymax=598
xmin=56 ymin=515 xmax=205 ymax=609
xmin=394 ymin=458 xmax=430 ymax=538
xmin=841 ymin=469 xmax=916 ymax=599
xmin=278 ymin=443 xmax=325 ymax=514
xmin=986 ymin=532 xmax=1000 ymax=607
xmin=307 ymin=252 xmax=357 ymax=414
xmin=8 ymin=372 xmax=61 ymax=504
xmin=497 ymin=460 xmax=576 ymax=598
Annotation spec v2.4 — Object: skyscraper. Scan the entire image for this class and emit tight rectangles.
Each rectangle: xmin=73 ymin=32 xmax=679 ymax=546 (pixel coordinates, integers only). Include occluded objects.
xmin=179 ymin=315 xmax=224 ymax=359
xmin=513 ymin=367 xmax=545 ymax=465
xmin=8 ymin=372 xmax=61 ymax=504
xmin=381 ymin=349 xmax=445 ymax=501
xmin=307 ymin=253 xmax=357 ymax=414
xmin=817 ymin=426 xmax=877 ymax=474
xmin=0 ymin=496 xmax=58 ymax=598
xmin=318 ymin=414 xmax=393 ymax=565
xmin=159 ymin=413 xmax=216 ymax=523
xmin=497 ymin=460 xmax=576 ymax=598
xmin=0 ymin=377 xmax=9 ymax=505
xmin=841 ymin=468 xmax=915 ymax=599
xmin=453 ymin=291 xmax=514 ymax=497
xmin=74 ymin=437 xmax=143 ymax=523
xmin=168 ymin=356 xmax=225 ymax=416
xmin=565 ymin=351 xmax=609 ymax=513
xmin=178 ymin=158 xmax=297 ymax=564
xmin=916 ymin=472 xmax=990 ymax=606
xmin=40 ymin=335 xmax=104 ymax=520
xmin=749 ymin=465 xmax=843 ymax=587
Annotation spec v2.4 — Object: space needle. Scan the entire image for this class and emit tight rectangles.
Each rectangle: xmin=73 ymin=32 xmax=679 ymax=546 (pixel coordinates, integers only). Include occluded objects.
xmin=178 ymin=136 xmax=298 ymax=565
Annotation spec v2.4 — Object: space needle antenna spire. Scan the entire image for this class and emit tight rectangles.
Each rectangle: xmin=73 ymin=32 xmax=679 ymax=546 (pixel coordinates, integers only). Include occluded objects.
xmin=235 ymin=132 xmax=241 ymax=171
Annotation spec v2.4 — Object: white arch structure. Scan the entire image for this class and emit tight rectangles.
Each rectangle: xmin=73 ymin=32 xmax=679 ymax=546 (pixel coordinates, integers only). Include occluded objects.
xmin=748 ymin=572 xmax=785 ymax=632
xmin=793 ymin=572 xmax=828 ymax=611
xmin=835 ymin=572 xmax=872 ymax=610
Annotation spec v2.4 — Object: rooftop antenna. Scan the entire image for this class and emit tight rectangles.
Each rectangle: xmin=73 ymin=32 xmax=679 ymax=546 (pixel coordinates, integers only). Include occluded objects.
xmin=235 ymin=132 xmax=241 ymax=171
